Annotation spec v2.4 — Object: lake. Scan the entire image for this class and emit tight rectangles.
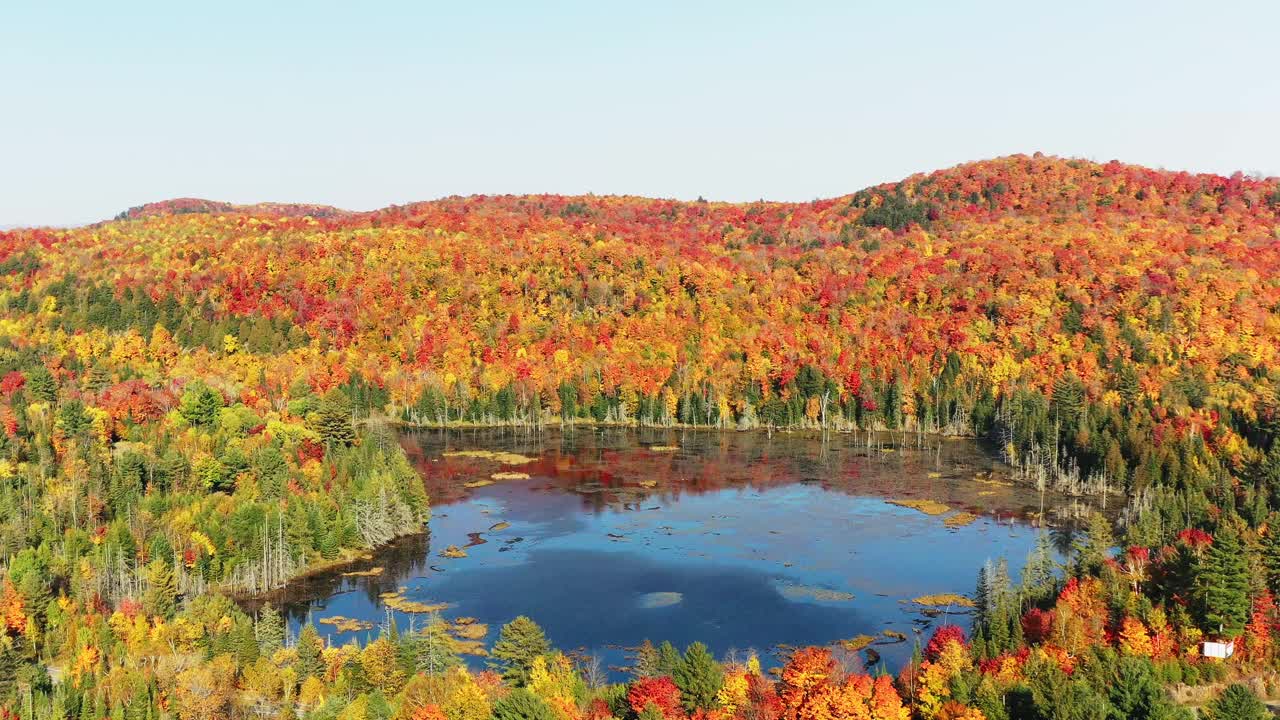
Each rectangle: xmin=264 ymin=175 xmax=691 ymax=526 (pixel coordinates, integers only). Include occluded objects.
xmin=262 ymin=427 xmax=1084 ymax=676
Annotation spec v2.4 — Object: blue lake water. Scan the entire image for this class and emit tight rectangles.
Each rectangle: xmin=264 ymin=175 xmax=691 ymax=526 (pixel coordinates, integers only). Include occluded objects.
xmin=265 ymin=428 xmax=1074 ymax=676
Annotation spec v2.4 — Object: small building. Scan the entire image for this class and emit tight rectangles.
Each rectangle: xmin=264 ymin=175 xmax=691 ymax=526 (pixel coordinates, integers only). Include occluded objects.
xmin=1201 ymin=640 xmax=1235 ymax=659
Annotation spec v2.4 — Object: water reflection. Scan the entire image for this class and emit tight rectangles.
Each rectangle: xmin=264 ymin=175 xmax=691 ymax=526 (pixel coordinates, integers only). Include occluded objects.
xmin=252 ymin=427 xmax=1089 ymax=676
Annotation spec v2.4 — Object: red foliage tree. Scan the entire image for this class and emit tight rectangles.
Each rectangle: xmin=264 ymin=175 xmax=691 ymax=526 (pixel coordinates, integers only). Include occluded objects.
xmin=924 ymin=625 xmax=967 ymax=662
xmin=628 ymin=676 xmax=685 ymax=720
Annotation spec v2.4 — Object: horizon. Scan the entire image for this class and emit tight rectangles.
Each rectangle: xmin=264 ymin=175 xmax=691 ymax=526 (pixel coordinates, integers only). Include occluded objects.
xmin=6 ymin=152 xmax=1277 ymax=231
xmin=4 ymin=1 xmax=1279 ymax=227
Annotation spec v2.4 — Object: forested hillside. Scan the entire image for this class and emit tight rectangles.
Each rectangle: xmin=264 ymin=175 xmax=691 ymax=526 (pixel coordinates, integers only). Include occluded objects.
xmin=1 ymin=154 xmax=1280 ymax=719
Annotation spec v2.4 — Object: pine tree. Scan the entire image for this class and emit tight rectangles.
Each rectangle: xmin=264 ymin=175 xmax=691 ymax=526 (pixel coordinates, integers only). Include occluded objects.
xmin=1075 ymin=512 xmax=1114 ymax=577
xmin=1204 ymin=683 xmax=1268 ymax=720
xmin=1198 ymin=525 xmax=1251 ymax=638
xmin=1022 ymin=532 xmax=1059 ymax=603
xmin=656 ymin=641 xmax=681 ymax=676
xmin=143 ymin=559 xmax=176 ymax=620
xmin=320 ymin=526 xmax=341 ymax=560
xmin=257 ymin=603 xmax=285 ymax=655
xmin=489 ymin=616 xmax=551 ymax=686
xmin=232 ymin=619 xmax=260 ymax=668
xmin=296 ymin=624 xmax=325 ymax=679
xmin=632 ymin=639 xmax=659 ymax=679
xmin=492 ymin=688 xmax=555 ymax=720
xmin=178 ymin=382 xmax=223 ymax=428
xmin=974 ymin=564 xmax=991 ymax=629
xmin=314 ymin=389 xmax=355 ymax=447
xmin=1108 ymin=656 xmax=1185 ymax=720
xmin=673 ymin=642 xmax=722 ymax=712
xmin=26 ymin=366 xmax=57 ymax=403
xmin=0 ymin=637 xmax=18 ymax=699
xmin=1262 ymin=512 xmax=1280 ymax=595
xmin=412 ymin=614 xmax=461 ymax=675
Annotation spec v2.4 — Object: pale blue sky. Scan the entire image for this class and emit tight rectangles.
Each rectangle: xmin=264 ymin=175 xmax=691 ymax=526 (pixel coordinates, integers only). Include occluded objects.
xmin=2 ymin=1 xmax=1278 ymax=226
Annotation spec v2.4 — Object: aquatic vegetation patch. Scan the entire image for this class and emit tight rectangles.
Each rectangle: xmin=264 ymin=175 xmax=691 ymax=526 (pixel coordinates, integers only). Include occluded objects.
xmin=638 ymin=591 xmax=684 ymax=608
xmin=440 ymin=545 xmax=468 ymax=558
xmin=380 ymin=589 xmax=451 ymax=614
xmin=318 ymin=616 xmax=374 ymax=632
xmin=883 ymin=630 xmax=907 ymax=641
xmin=649 ymin=445 xmax=679 ymax=452
xmin=463 ymin=479 xmax=494 ymax=488
xmin=340 ymin=566 xmax=385 ymax=577
xmin=944 ymin=512 xmax=978 ymax=529
xmin=839 ymin=635 xmax=876 ymax=651
xmin=911 ymin=593 xmax=975 ymax=608
xmin=442 ymin=450 xmax=535 ymax=465
xmin=887 ymin=499 xmax=951 ymax=515
xmin=777 ymin=582 xmax=855 ymax=603
xmin=489 ymin=521 xmax=511 ymax=532
xmin=448 ymin=618 xmax=490 ymax=655
xmin=491 ymin=471 xmax=531 ymax=480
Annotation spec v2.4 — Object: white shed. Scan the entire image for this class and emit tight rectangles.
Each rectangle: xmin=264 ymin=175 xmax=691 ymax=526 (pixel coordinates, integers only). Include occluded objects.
xmin=1201 ymin=640 xmax=1235 ymax=659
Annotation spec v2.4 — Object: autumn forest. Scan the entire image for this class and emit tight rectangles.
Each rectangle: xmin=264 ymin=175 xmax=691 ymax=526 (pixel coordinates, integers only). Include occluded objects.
xmin=3 ymin=154 xmax=1280 ymax=720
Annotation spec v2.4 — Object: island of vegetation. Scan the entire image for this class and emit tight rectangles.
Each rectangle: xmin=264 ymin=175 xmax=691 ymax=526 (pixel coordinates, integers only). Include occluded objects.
xmin=0 ymin=154 xmax=1279 ymax=718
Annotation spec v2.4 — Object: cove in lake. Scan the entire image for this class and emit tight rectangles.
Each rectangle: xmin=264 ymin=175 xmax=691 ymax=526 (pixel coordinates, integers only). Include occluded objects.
xmin=259 ymin=428 xmax=1091 ymax=676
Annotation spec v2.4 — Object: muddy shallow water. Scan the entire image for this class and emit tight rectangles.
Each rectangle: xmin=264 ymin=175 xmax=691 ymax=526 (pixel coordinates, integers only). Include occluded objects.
xmin=261 ymin=428 xmax=1085 ymax=675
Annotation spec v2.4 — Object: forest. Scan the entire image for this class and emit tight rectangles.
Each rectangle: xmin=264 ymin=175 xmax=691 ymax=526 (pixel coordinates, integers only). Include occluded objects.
xmin=1 ymin=154 xmax=1280 ymax=718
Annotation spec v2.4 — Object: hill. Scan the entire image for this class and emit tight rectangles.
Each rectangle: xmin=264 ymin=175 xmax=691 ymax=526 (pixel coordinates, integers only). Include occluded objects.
xmin=4 ymin=155 xmax=1279 ymax=445
xmin=3 ymin=153 xmax=1280 ymax=718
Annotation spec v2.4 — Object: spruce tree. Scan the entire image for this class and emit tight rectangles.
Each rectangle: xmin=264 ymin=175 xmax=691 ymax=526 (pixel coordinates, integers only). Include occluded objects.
xmin=1262 ymin=512 xmax=1280 ymax=595
xmin=656 ymin=641 xmax=681 ymax=676
xmin=1198 ymin=525 xmax=1250 ymax=638
xmin=1074 ymin=512 xmax=1115 ymax=577
xmin=231 ymin=619 xmax=260 ymax=668
xmin=673 ymin=642 xmax=722 ymax=712
xmin=489 ymin=616 xmax=551 ymax=686
xmin=256 ymin=603 xmax=285 ymax=655
xmin=974 ymin=564 xmax=991 ymax=629
xmin=1204 ymin=683 xmax=1268 ymax=720
xmin=296 ymin=624 xmax=325 ymax=679
xmin=143 ymin=559 xmax=176 ymax=620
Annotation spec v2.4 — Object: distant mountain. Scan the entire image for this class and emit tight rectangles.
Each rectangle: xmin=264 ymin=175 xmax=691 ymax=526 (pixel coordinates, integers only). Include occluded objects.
xmin=113 ymin=197 xmax=348 ymax=221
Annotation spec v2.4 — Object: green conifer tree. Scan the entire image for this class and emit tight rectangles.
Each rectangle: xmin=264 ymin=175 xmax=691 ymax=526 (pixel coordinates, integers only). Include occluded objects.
xmin=673 ymin=642 xmax=722 ymax=712
xmin=1204 ymin=683 xmax=1268 ymax=720
xmin=143 ymin=558 xmax=176 ymax=620
xmin=257 ymin=603 xmax=285 ymax=655
xmin=1198 ymin=525 xmax=1250 ymax=638
xmin=489 ymin=616 xmax=550 ymax=686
